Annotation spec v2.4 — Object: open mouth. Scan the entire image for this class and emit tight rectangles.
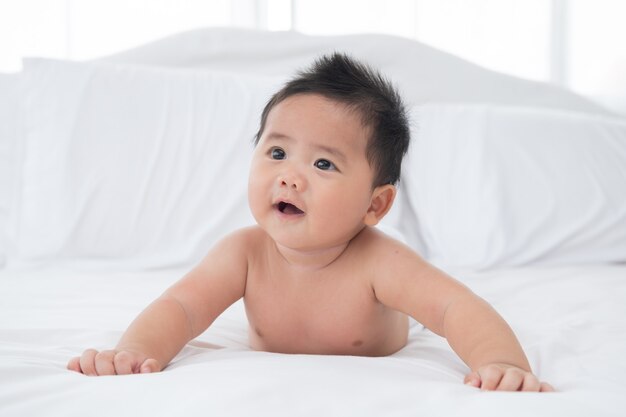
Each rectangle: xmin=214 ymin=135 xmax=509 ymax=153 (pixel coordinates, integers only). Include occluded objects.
xmin=277 ymin=201 xmax=305 ymax=215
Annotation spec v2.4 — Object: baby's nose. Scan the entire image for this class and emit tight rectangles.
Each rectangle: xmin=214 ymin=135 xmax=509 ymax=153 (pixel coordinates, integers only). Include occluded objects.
xmin=278 ymin=172 xmax=305 ymax=191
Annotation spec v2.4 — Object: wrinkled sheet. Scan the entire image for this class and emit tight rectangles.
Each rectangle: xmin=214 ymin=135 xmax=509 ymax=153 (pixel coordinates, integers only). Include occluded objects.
xmin=1 ymin=264 xmax=625 ymax=416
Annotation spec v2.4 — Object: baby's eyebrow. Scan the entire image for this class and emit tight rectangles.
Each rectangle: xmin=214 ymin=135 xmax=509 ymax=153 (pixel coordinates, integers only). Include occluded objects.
xmin=313 ymin=144 xmax=347 ymax=164
xmin=265 ymin=132 xmax=291 ymax=142
xmin=265 ymin=132 xmax=347 ymax=163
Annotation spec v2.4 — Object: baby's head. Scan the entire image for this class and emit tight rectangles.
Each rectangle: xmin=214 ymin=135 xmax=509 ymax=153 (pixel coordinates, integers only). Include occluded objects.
xmin=249 ymin=53 xmax=409 ymax=251
xmin=254 ymin=53 xmax=410 ymax=188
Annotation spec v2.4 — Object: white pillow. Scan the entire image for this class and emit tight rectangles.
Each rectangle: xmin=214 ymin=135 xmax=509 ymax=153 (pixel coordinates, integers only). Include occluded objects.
xmin=403 ymin=103 xmax=626 ymax=270
xmin=9 ymin=59 xmax=280 ymax=270
xmin=0 ymin=72 xmax=22 ymax=268
xmin=102 ymin=27 xmax=610 ymax=116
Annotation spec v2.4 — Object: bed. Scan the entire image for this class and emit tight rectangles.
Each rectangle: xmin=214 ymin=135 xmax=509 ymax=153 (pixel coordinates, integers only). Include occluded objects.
xmin=1 ymin=28 xmax=625 ymax=416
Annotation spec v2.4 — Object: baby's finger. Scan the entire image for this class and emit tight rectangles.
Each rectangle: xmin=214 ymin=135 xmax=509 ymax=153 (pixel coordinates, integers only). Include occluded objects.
xmin=67 ymin=356 xmax=81 ymax=373
xmin=520 ymin=373 xmax=541 ymax=392
xmin=140 ymin=358 xmax=161 ymax=374
xmin=79 ymin=349 xmax=99 ymax=376
xmin=464 ymin=371 xmax=481 ymax=388
xmin=94 ymin=350 xmax=117 ymax=376
xmin=478 ymin=366 xmax=503 ymax=391
xmin=113 ymin=351 xmax=136 ymax=375
xmin=496 ymin=368 xmax=525 ymax=391
xmin=540 ymin=382 xmax=555 ymax=392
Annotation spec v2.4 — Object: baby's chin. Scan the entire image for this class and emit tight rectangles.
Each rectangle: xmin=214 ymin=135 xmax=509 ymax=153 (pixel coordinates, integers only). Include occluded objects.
xmin=270 ymin=231 xmax=358 ymax=255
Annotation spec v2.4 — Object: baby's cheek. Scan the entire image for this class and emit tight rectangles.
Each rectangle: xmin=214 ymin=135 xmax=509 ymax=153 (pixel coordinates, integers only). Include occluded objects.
xmin=247 ymin=179 xmax=266 ymax=220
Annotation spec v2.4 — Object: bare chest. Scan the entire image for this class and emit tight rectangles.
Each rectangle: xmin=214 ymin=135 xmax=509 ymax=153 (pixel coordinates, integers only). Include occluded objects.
xmin=243 ymin=261 xmax=408 ymax=356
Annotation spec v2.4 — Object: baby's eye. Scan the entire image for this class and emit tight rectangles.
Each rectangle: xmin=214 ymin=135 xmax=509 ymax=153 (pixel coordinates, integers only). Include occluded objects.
xmin=270 ymin=147 xmax=286 ymax=160
xmin=314 ymin=159 xmax=336 ymax=171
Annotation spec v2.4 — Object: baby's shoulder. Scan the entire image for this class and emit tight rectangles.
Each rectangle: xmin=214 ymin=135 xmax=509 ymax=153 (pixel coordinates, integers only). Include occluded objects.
xmin=351 ymin=227 xmax=424 ymax=268
xmin=218 ymin=225 xmax=268 ymax=251
xmin=353 ymin=227 xmax=410 ymax=251
xmin=197 ymin=226 xmax=269 ymax=273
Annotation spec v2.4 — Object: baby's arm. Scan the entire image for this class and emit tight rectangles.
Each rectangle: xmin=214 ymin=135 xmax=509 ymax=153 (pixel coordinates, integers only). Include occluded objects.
xmin=371 ymin=239 xmax=553 ymax=392
xmin=67 ymin=230 xmax=249 ymax=376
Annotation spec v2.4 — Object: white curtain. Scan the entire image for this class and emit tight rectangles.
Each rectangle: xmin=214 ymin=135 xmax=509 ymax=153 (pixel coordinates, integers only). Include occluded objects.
xmin=0 ymin=0 xmax=624 ymax=114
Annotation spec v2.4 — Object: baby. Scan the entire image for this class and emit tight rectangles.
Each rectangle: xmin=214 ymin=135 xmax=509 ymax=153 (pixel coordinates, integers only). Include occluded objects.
xmin=68 ymin=53 xmax=553 ymax=392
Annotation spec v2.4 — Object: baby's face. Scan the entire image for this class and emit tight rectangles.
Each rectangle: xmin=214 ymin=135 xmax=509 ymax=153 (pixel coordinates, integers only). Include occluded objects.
xmin=248 ymin=94 xmax=377 ymax=252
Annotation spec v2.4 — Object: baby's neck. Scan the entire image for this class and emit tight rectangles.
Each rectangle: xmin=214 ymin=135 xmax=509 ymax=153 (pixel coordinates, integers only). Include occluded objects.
xmin=273 ymin=240 xmax=352 ymax=271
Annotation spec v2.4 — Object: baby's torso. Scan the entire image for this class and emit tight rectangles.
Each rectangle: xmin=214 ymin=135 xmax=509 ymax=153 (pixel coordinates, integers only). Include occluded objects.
xmin=243 ymin=229 xmax=408 ymax=356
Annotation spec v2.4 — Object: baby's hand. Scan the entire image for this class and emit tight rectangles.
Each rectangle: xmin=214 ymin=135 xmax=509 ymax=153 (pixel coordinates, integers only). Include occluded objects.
xmin=464 ymin=363 xmax=554 ymax=392
xmin=67 ymin=349 xmax=161 ymax=376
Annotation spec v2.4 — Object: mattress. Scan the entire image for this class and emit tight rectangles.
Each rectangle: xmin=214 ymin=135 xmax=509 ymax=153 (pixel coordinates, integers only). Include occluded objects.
xmin=2 ymin=27 xmax=625 ymax=417
xmin=1 ymin=263 xmax=624 ymax=416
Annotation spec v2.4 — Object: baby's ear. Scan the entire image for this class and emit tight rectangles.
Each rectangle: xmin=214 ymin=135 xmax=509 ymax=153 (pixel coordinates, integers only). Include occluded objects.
xmin=363 ymin=184 xmax=396 ymax=226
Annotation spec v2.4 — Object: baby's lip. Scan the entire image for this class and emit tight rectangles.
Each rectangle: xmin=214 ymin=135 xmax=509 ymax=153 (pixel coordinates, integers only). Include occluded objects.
xmin=273 ymin=199 xmax=305 ymax=215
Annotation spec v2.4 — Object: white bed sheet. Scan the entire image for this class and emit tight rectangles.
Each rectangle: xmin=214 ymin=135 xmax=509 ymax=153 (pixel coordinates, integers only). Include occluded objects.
xmin=1 ymin=264 xmax=625 ymax=416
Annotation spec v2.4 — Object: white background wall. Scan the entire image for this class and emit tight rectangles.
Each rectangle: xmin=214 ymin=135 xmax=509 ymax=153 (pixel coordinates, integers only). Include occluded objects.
xmin=1 ymin=0 xmax=624 ymax=114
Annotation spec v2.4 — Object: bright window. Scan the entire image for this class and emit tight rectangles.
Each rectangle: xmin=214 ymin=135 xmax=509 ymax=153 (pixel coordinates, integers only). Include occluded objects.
xmin=0 ymin=0 xmax=624 ymax=114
